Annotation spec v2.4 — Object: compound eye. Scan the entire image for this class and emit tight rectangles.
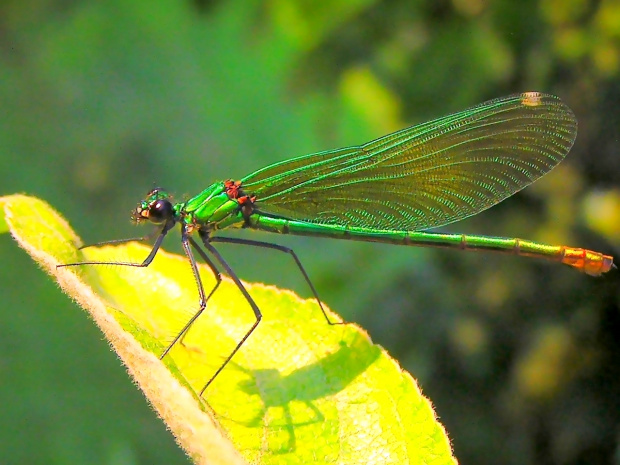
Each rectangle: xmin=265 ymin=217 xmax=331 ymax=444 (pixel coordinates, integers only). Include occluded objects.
xmin=148 ymin=199 xmax=173 ymax=224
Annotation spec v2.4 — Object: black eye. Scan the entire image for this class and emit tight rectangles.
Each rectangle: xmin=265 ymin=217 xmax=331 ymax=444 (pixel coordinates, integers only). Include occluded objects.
xmin=149 ymin=199 xmax=173 ymax=224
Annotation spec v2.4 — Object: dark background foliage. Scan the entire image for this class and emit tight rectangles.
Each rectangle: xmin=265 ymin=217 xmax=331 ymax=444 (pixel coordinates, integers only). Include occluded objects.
xmin=1 ymin=0 xmax=619 ymax=464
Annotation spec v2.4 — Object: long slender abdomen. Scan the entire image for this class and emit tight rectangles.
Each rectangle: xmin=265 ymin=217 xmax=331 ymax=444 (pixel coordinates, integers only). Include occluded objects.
xmin=248 ymin=214 xmax=614 ymax=276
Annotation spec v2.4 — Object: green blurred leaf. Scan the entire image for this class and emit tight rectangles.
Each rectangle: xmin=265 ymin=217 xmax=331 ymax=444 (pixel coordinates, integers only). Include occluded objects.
xmin=1 ymin=194 xmax=456 ymax=465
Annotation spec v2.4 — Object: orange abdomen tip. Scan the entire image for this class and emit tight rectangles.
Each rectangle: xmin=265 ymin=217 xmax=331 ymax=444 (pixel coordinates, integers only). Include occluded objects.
xmin=561 ymin=247 xmax=615 ymax=276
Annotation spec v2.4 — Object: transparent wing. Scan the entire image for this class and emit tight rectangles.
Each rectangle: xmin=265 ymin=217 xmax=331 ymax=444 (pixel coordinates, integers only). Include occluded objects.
xmin=241 ymin=92 xmax=577 ymax=231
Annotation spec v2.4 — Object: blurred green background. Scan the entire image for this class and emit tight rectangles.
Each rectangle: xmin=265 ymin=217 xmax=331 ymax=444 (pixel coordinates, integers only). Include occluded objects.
xmin=1 ymin=0 xmax=620 ymax=464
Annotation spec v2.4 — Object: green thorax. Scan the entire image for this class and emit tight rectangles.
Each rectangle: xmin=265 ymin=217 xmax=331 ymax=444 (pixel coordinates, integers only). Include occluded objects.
xmin=178 ymin=181 xmax=245 ymax=231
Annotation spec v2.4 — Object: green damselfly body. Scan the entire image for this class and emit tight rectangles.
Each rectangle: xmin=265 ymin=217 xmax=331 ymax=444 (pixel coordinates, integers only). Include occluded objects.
xmin=59 ymin=92 xmax=614 ymax=395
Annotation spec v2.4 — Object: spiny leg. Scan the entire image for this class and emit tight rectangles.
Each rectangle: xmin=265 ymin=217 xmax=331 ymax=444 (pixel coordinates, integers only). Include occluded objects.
xmin=77 ymin=229 xmax=161 ymax=250
xmin=199 ymin=230 xmax=262 ymax=395
xmin=210 ymin=236 xmax=344 ymax=325
xmin=57 ymin=222 xmax=173 ymax=269
xmin=159 ymin=235 xmax=223 ymax=360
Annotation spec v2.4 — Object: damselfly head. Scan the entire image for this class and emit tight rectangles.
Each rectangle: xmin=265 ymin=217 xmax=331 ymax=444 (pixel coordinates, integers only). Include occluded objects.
xmin=131 ymin=188 xmax=174 ymax=225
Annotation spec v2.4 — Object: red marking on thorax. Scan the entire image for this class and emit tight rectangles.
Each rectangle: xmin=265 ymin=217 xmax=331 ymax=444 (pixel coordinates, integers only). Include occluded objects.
xmin=224 ymin=180 xmax=256 ymax=217
xmin=224 ymin=180 xmax=243 ymax=199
